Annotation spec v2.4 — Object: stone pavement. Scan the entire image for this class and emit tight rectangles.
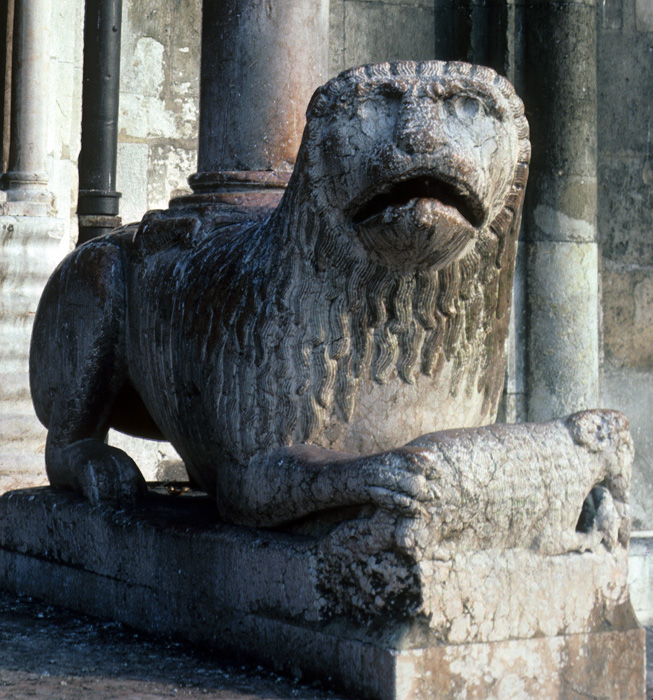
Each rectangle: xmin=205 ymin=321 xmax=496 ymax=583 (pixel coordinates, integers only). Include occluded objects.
xmin=0 ymin=590 xmax=343 ymax=700
xmin=0 ymin=588 xmax=651 ymax=699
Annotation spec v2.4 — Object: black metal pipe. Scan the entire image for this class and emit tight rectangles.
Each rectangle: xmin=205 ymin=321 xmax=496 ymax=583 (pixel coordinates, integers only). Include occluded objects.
xmin=77 ymin=0 xmax=122 ymax=245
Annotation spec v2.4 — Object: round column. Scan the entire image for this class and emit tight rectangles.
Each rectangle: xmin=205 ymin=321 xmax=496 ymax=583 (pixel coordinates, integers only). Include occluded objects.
xmin=77 ymin=0 xmax=123 ymax=245
xmin=190 ymin=0 xmax=329 ymax=194
xmin=2 ymin=0 xmax=51 ymax=211
xmin=521 ymin=0 xmax=600 ymax=420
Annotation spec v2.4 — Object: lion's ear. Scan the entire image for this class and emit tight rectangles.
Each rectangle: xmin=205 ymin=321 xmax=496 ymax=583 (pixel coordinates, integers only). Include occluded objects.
xmin=307 ymin=90 xmax=330 ymax=120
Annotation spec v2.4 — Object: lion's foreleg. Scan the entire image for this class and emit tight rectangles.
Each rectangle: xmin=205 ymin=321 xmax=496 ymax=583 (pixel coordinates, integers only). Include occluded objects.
xmin=215 ymin=444 xmax=429 ymax=528
xmin=30 ymin=241 xmax=146 ymax=504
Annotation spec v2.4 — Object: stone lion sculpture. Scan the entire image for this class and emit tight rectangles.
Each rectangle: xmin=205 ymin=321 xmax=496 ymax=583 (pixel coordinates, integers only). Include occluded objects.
xmin=31 ymin=61 xmax=532 ymax=525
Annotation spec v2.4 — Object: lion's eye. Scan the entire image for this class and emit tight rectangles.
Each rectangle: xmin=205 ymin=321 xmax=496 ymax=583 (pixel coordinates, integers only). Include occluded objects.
xmin=451 ymin=95 xmax=481 ymax=119
xmin=446 ymin=90 xmax=506 ymax=121
xmin=378 ymin=81 xmax=406 ymax=99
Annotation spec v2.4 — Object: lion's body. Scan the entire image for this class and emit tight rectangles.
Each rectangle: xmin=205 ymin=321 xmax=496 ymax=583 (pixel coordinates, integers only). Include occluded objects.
xmin=30 ymin=61 xmax=529 ymax=514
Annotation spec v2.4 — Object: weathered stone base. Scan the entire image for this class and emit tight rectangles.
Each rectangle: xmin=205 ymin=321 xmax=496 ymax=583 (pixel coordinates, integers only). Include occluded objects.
xmin=0 ymin=488 xmax=645 ymax=699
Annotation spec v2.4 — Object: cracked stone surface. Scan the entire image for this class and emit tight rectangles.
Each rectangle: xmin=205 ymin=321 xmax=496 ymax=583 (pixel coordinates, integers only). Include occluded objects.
xmin=311 ymin=409 xmax=635 ymax=628
xmin=28 ymin=61 xmax=530 ymax=522
xmin=1 ymin=588 xmax=647 ymax=700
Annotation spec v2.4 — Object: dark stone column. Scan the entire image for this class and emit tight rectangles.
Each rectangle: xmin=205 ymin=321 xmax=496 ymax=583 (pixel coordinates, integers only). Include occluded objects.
xmin=448 ymin=0 xmax=600 ymax=423
xmin=0 ymin=0 xmax=13 ymax=175
xmin=521 ymin=0 xmax=600 ymax=420
xmin=77 ymin=0 xmax=123 ymax=245
xmin=177 ymin=0 xmax=329 ymax=207
xmin=451 ymin=0 xmax=510 ymax=74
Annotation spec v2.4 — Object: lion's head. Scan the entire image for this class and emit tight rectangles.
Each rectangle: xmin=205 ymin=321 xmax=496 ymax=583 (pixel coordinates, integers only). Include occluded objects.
xmin=292 ymin=61 xmax=529 ymax=276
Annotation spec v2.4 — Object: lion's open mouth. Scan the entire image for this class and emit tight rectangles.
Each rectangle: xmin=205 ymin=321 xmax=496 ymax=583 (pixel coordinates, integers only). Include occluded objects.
xmin=352 ymin=176 xmax=486 ymax=229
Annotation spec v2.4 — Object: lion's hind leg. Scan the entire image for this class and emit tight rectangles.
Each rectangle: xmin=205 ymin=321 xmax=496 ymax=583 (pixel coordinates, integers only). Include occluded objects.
xmin=30 ymin=240 xmax=146 ymax=504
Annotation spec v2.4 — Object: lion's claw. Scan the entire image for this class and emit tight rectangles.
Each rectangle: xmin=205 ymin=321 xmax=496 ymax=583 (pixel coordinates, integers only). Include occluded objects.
xmin=52 ymin=439 xmax=147 ymax=505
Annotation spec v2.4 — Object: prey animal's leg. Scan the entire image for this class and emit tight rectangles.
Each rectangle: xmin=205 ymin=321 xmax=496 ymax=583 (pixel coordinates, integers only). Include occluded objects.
xmin=30 ymin=240 xmax=146 ymax=504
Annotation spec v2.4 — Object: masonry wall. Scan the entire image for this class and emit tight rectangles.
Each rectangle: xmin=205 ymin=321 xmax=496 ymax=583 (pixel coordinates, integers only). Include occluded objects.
xmin=116 ymin=0 xmax=201 ymax=225
xmin=598 ymin=0 xmax=653 ymax=529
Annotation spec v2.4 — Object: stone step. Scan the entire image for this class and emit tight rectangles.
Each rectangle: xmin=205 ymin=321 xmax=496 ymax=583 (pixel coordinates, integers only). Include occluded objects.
xmin=0 ymin=460 xmax=47 ymax=494
xmin=0 ymin=408 xmax=45 ymax=443
xmin=0 ymin=488 xmax=645 ymax=699
xmin=0 ymin=319 xmax=34 ymax=356
xmin=0 ymin=369 xmax=31 ymax=400
xmin=0 ymin=283 xmax=46 ymax=317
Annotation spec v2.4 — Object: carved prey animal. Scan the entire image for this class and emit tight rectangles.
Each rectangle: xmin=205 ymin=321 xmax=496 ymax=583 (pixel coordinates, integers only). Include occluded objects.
xmin=30 ymin=61 xmax=530 ymax=525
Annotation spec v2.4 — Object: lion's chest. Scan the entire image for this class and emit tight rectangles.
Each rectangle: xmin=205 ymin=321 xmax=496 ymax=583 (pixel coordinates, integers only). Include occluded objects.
xmin=311 ymin=361 xmax=495 ymax=455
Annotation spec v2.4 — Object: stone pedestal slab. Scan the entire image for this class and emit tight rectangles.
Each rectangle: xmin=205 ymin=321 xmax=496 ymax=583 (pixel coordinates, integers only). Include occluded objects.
xmin=0 ymin=487 xmax=645 ymax=700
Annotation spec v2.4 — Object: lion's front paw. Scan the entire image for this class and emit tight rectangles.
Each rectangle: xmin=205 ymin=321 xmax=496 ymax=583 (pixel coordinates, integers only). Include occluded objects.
xmin=54 ymin=439 xmax=147 ymax=505
xmin=353 ymin=449 xmax=430 ymax=515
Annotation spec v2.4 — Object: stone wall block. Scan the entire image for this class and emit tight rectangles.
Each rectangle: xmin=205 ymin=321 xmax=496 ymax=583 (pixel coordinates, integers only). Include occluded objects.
xmin=602 ymin=263 xmax=653 ymax=372
xmin=605 ymin=365 xmax=653 ymax=528
xmin=526 ymin=241 xmax=600 ymax=420
xmin=600 ymin=0 xmax=624 ymax=28
xmin=146 ymin=143 xmax=197 ymax=211
xmin=599 ymin=154 xmax=653 ymax=265
xmin=0 ymin=217 xmax=66 ymax=492
xmin=598 ymin=31 xmax=653 ymax=156
xmin=329 ymin=0 xmax=346 ymax=76
xmin=635 ymin=0 xmax=653 ymax=30
xmin=116 ymin=143 xmax=148 ymax=224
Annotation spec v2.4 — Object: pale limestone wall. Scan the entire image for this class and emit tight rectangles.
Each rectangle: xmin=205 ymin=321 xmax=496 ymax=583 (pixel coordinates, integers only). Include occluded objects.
xmin=116 ymin=0 xmax=200 ymax=224
xmin=40 ymin=0 xmax=202 ymax=241
xmin=1 ymin=0 xmax=202 ymax=484
xmin=0 ymin=0 xmax=84 ymax=491
xmin=45 ymin=0 xmax=84 ymax=250
xmin=598 ymin=0 xmax=653 ymax=528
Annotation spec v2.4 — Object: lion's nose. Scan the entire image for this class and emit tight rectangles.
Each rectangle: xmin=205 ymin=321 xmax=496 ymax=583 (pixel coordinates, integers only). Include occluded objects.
xmin=394 ymin=99 xmax=443 ymax=155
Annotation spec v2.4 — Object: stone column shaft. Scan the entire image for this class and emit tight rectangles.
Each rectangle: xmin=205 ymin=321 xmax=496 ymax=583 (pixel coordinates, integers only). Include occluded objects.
xmin=521 ymin=0 xmax=600 ymax=420
xmin=77 ymin=0 xmax=123 ymax=245
xmin=2 ymin=0 xmax=51 ymax=214
xmin=189 ymin=0 xmax=329 ymax=196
